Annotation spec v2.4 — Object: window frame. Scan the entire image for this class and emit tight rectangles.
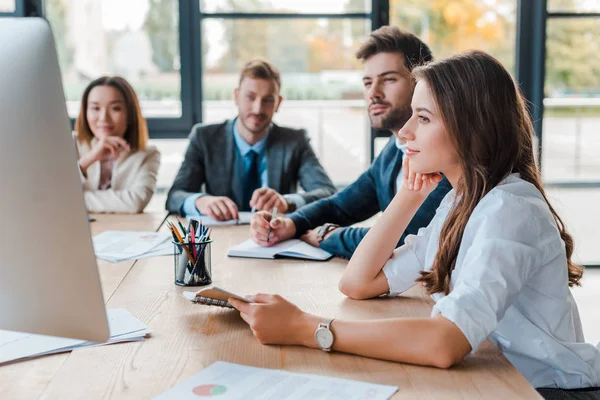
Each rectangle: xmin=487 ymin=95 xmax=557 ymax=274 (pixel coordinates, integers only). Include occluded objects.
xmin=27 ymin=0 xmax=196 ymax=138
xmin=197 ymin=1 xmax=382 ymax=154
xmin=519 ymin=0 xmax=600 ymax=187
xmin=9 ymin=0 xmax=548 ymax=165
xmin=0 ymin=0 xmax=24 ymax=16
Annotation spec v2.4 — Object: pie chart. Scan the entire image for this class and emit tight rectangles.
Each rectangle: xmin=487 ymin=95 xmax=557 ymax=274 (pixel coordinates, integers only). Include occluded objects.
xmin=192 ymin=384 xmax=228 ymax=397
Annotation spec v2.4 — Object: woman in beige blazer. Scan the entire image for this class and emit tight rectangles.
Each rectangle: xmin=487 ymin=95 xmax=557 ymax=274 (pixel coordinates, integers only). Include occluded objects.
xmin=74 ymin=76 xmax=160 ymax=213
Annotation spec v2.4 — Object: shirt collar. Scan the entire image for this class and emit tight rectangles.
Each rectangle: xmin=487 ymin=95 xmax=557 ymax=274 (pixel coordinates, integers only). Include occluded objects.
xmin=395 ymin=136 xmax=406 ymax=153
xmin=233 ymin=117 xmax=269 ymax=157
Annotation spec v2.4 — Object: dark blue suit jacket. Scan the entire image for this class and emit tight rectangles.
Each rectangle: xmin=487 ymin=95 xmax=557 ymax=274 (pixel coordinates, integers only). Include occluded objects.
xmin=289 ymin=136 xmax=452 ymax=259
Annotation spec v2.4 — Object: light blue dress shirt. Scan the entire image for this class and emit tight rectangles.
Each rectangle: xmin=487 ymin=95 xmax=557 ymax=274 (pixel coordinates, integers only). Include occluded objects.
xmin=182 ymin=118 xmax=306 ymax=217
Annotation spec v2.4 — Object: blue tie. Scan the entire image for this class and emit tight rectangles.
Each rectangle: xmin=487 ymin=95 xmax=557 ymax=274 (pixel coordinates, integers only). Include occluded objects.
xmin=242 ymin=150 xmax=260 ymax=211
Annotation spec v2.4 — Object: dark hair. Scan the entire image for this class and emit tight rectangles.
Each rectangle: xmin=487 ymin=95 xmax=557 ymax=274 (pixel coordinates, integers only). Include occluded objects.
xmin=238 ymin=59 xmax=281 ymax=92
xmin=412 ymin=50 xmax=583 ymax=295
xmin=75 ymin=76 xmax=148 ymax=151
xmin=356 ymin=25 xmax=433 ymax=70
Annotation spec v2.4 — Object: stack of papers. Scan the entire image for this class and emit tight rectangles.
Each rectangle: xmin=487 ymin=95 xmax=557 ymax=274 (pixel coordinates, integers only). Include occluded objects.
xmin=93 ymin=231 xmax=174 ymax=262
xmin=0 ymin=309 xmax=151 ymax=364
xmin=191 ymin=211 xmax=253 ymax=227
xmin=154 ymin=361 xmax=398 ymax=400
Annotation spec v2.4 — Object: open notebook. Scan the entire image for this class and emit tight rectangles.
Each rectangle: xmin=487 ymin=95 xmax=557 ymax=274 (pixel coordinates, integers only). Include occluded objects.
xmin=227 ymin=239 xmax=333 ymax=261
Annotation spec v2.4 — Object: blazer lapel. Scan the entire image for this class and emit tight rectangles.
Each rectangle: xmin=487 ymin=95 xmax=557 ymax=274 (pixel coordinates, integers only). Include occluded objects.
xmin=266 ymin=124 xmax=284 ymax=192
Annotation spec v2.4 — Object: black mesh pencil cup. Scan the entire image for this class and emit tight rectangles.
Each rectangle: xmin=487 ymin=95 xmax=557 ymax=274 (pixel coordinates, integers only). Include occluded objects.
xmin=173 ymin=239 xmax=212 ymax=287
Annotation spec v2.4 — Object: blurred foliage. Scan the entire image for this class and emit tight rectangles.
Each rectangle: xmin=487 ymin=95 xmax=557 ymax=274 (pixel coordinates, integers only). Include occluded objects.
xmin=46 ymin=0 xmax=600 ymax=102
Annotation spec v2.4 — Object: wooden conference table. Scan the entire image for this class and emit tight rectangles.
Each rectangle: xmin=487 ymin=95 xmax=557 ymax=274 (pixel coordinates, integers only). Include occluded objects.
xmin=1 ymin=212 xmax=540 ymax=399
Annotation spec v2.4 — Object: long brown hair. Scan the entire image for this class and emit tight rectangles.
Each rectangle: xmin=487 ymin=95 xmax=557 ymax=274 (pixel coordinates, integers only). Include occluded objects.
xmin=414 ymin=50 xmax=583 ymax=295
xmin=74 ymin=76 xmax=148 ymax=151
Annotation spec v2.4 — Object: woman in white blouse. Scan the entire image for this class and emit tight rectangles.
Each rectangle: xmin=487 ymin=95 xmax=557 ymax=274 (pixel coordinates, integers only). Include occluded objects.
xmin=229 ymin=51 xmax=600 ymax=398
xmin=74 ymin=76 xmax=160 ymax=213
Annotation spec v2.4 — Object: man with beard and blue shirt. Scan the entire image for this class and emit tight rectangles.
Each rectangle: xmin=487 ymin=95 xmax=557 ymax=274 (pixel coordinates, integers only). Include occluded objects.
xmin=249 ymin=26 xmax=452 ymax=259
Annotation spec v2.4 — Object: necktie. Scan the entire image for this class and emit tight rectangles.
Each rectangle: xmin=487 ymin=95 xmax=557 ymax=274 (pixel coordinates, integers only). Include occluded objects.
xmin=242 ymin=150 xmax=260 ymax=210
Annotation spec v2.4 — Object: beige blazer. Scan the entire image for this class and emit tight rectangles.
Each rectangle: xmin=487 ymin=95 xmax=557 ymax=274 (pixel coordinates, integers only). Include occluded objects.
xmin=75 ymin=135 xmax=161 ymax=213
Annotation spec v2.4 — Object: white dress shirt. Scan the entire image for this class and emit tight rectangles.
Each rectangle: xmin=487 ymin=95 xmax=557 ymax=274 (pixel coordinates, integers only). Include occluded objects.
xmin=383 ymin=173 xmax=600 ymax=389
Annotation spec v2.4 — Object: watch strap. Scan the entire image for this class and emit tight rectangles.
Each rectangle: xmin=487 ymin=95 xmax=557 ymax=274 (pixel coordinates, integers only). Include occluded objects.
xmin=285 ymin=199 xmax=297 ymax=213
xmin=317 ymin=224 xmax=339 ymax=244
xmin=319 ymin=318 xmax=334 ymax=330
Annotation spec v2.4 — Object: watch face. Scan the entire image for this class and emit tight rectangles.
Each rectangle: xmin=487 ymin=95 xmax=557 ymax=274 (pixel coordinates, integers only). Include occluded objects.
xmin=314 ymin=327 xmax=334 ymax=349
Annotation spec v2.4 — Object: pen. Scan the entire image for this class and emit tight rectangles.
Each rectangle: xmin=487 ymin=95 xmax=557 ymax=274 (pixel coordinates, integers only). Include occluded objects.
xmin=267 ymin=206 xmax=278 ymax=242
xmin=190 ymin=226 xmax=197 ymax=259
xmin=166 ymin=221 xmax=179 ymax=243
xmin=170 ymin=221 xmax=195 ymax=263
xmin=175 ymin=217 xmax=187 ymax=236
xmin=197 ymin=222 xmax=204 ymax=240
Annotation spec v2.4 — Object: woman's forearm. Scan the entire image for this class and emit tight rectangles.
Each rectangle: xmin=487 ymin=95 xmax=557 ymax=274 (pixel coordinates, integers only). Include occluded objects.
xmin=339 ymin=190 xmax=425 ymax=298
xmin=295 ymin=313 xmax=470 ymax=368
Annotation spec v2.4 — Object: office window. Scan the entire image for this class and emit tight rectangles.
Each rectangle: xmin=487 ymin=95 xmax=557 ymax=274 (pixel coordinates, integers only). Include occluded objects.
xmin=44 ymin=0 xmax=181 ymax=118
xmin=390 ymin=0 xmax=517 ymax=72
xmin=202 ymin=17 xmax=370 ymax=184
xmin=542 ymin=18 xmax=600 ymax=183
xmin=0 ymin=0 xmax=15 ymax=12
xmin=548 ymin=0 xmax=600 ymax=13
xmin=200 ymin=0 xmax=370 ymax=14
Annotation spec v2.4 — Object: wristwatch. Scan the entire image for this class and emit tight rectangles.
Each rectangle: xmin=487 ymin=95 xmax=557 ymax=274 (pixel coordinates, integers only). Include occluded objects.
xmin=285 ymin=199 xmax=297 ymax=213
xmin=314 ymin=318 xmax=335 ymax=352
xmin=316 ymin=223 xmax=339 ymax=244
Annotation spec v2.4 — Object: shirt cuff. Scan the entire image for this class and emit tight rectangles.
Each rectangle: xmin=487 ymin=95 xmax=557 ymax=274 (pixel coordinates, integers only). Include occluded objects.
xmin=283 ymin=194 xmax=307 ymax=210
xmin=182 ymin=193 xmax=204 ymax=217
xmin=431 ymin=285 xmax=497 ymax=354
xmin=382 ymin=245 xmax=421 ymax=295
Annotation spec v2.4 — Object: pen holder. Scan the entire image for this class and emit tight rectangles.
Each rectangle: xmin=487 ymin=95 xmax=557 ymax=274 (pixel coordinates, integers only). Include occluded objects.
xmin=173 ymin=239 xmax=212 ymax=287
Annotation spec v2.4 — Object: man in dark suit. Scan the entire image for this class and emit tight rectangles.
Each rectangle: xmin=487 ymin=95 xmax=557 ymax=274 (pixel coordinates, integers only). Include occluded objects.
xmin=250 ymin=27 xmax=452 ymax=259
xmin=166 ymin=60 xmax=336 ymax=220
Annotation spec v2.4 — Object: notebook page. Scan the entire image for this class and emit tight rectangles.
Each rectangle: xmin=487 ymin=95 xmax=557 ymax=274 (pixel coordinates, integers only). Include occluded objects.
xmin=227 ymin=239 xmax=332 ymax=260
xmin=227 ymin=239 xmax=298 ymax=259
xmin=278 ymin=241 xmax=332 ymax=261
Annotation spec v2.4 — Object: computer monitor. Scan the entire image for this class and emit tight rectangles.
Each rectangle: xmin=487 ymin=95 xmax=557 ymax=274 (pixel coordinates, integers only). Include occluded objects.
xmin=0 ymin=18 xmax=109 ymax=342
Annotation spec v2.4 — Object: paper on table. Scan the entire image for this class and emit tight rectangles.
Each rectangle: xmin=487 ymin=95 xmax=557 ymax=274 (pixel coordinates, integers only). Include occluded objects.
xmin=134 ymin=240 xmax=175 ymax=259
xmin=190 ymin=211 xmax=253 ymax=227
xmin=154 ymin=361 xmax=398 ymax=400
xmin=93 ymin=231 xmax=171 ymax=262
xmin=0 ymin=308 xmax=151 ymax=364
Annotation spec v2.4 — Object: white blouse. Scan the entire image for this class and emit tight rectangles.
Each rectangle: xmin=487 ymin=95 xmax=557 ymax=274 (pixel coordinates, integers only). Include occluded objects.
xmin=383 ymin=174 xmax=600 ymax=389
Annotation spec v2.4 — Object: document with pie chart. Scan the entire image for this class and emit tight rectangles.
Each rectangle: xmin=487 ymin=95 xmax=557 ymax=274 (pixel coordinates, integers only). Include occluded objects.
xmin=154 ymin=361 xmax=398 ymax=400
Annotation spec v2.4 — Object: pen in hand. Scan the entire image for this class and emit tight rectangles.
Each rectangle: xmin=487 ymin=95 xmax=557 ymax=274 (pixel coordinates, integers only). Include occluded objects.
xmin=267 ymin=207 xmax=278 ymax=243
